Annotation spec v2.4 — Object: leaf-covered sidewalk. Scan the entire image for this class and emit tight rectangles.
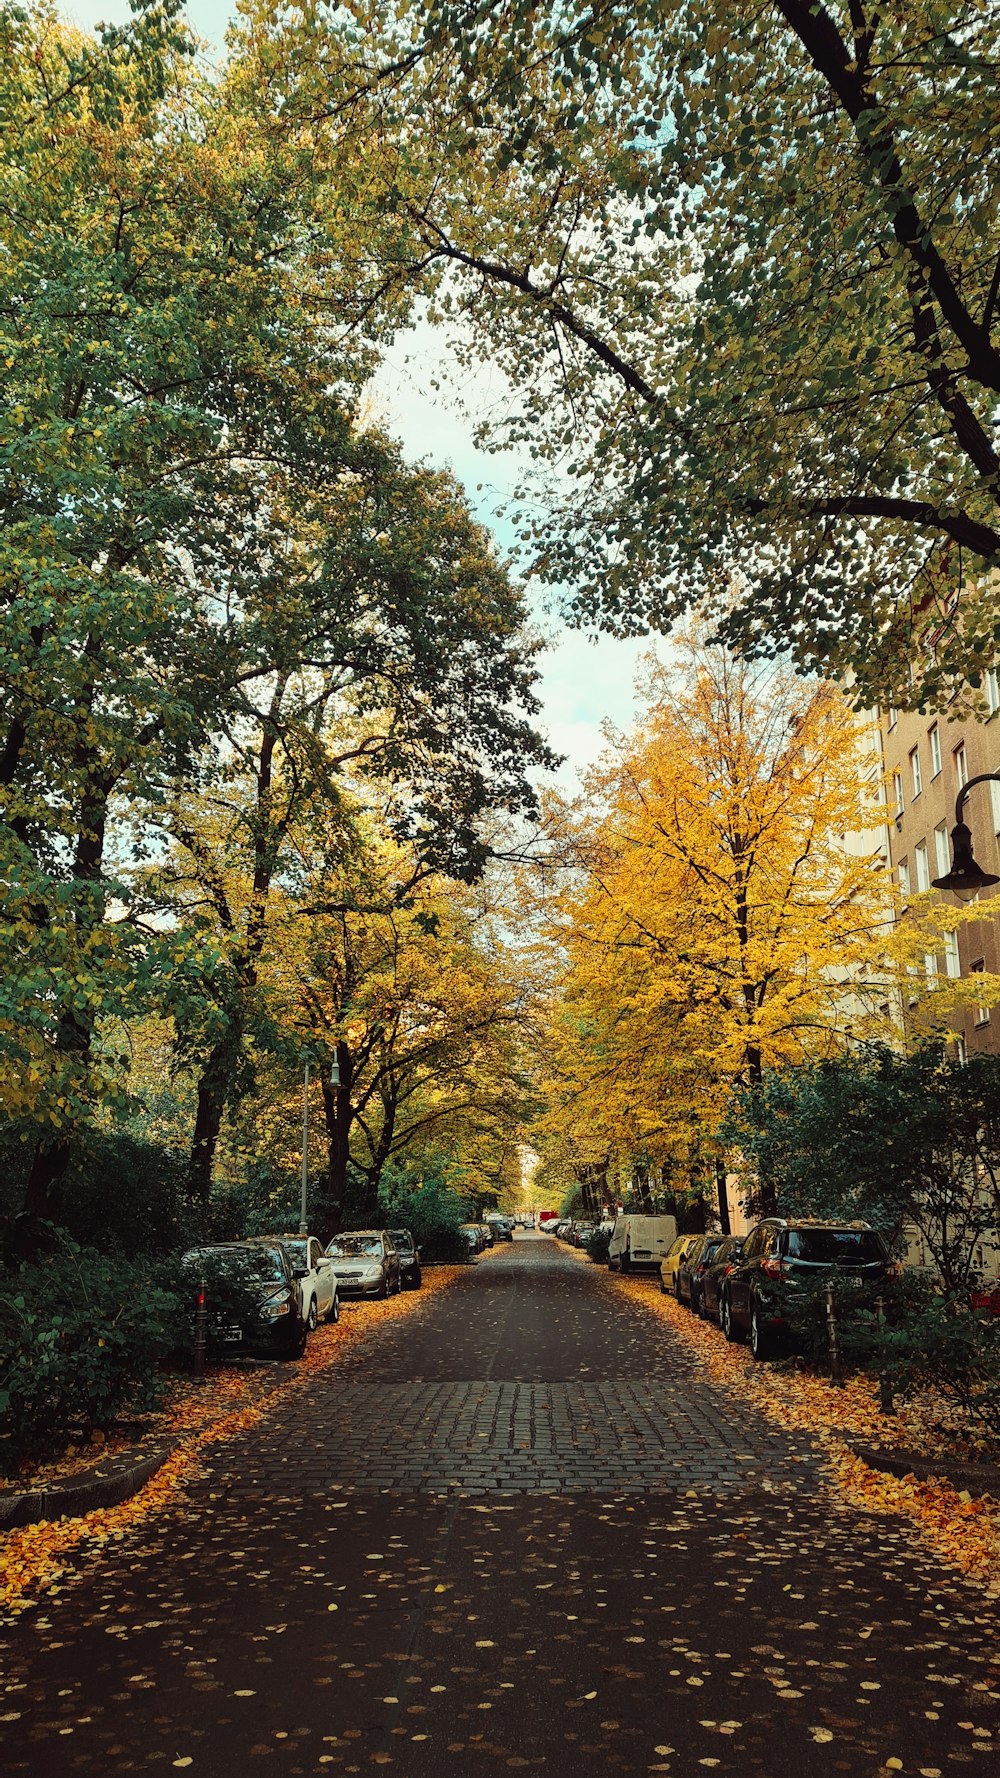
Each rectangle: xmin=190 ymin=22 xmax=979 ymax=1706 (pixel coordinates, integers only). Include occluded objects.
xmin=0 ymin=1269 xmax=463 ymax=1620
xmin=616 ymin=1268 xmax=1000 ymax=1600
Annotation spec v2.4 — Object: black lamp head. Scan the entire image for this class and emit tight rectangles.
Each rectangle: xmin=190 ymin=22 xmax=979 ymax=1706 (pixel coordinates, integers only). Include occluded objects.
xmin=931 ymin=820 xmax=1000 ymax=898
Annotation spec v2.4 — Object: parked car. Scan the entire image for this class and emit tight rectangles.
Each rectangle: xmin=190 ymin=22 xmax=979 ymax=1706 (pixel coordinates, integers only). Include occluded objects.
xmin=485 ymin=1215 xmax=514 ymax=1242
xmin=459 ymin=1222 xmax=485 ymax=1252
xmin=700 ymin=1235 xmax=745 ymax=1322
xmin=569 ymin=1220 xmax=597 ymax=1248
xmin=677 ymin=1234 xmax=729 ymax=1315
xmin=389 ymin=1227 xmax=422 ymax=1289
xmin=477 ymin=1222 xmax=496 ymax=1247
xmin=658 ymin=1232 xmax=703 ymax=1294
xmin=609 ymin=1214 xmax=678 ymax=1273
xmin=325 ymin=1230 xmax=400 ymax=1299
xmin=258 ymin=1234 xmax=339 ymax=1330
xmin=181 ymin=1241 xmax=307 ymax=1359
xmin=719 ymin=1218 xmax=892 ymax=1359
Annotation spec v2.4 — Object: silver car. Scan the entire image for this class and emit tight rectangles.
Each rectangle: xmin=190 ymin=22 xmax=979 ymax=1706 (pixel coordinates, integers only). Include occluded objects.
xmin=325 ymin=1230 xmax=400 ymax=1299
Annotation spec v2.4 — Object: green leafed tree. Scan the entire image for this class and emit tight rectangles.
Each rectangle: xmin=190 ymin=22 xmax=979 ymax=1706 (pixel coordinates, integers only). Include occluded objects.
xmin=277 ymin=0 xmax=1000 ymax=703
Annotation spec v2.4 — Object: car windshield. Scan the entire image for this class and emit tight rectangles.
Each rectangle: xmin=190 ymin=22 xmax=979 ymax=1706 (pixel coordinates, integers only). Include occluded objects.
xmin=283 ymin=1241 xmax=309 ymax=1265
xmin=699 ymin=1240 xmax=724 ymax=1263
xmin=328 ymin=1236 xmax=382 ymax=1258
xmin=185 ymin=1247 xmax=286 ymax=1283
xmin=391 ymin=1231 xmax=414 ymax=1253
xmin=784 ymin=1229 xmax=885 ymax=1264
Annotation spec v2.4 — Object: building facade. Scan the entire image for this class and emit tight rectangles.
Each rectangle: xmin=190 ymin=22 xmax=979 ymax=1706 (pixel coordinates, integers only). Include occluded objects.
xmin=879 ymin=680 xmax=1000 ymax=1057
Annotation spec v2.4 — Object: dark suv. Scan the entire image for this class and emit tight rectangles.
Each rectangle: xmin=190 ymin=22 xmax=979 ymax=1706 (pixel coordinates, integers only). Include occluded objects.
xmin=718 ymin=1218 xmax=892 ymax=1359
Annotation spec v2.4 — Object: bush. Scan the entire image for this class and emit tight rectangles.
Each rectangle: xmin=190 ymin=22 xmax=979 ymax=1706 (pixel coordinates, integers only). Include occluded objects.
xmin=0 ymin=1236 xmax=185 ymax=1468
xmin=871 ymin=1290 xmax=1000 ymax=1448
xmin=582 ymin=1226 xmax=611 ymax=1265
xmin=377 ymin=1173 xmax=470 ymax=1261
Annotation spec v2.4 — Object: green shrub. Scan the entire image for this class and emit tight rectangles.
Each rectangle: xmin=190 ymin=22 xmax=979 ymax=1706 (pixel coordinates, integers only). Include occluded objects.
xmin=0 ymin=1236 xmax=186 ymax=1467
xmin=582 ymin=1226 xmax=611 ymax=1265
xmin=377 ymin=1173 xmax=470 ymax=1261
xmin=870 ymin=1290 xmax=1000 ymax=1447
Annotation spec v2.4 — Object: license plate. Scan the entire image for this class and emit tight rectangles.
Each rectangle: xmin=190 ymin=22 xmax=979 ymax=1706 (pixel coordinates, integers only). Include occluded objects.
xmin=222 ymin=1327 xmax=243 ymax=1342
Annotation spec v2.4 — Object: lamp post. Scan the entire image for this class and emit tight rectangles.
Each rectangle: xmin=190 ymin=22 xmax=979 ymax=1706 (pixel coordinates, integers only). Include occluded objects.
xmin=931 ymin=774 xmax=1000 ymax=899
xmin=299 ymin=1053 xmax=340 ymax=1236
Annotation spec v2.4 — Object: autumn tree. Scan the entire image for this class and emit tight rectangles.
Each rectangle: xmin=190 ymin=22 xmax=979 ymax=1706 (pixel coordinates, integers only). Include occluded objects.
xmin=535 ymin=637 xmax=986 ymax=1216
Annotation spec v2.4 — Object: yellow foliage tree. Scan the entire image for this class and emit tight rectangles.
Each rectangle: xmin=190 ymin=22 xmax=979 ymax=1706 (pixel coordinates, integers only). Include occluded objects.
xmin=535 ymin=638 xmax=993 ymax=1214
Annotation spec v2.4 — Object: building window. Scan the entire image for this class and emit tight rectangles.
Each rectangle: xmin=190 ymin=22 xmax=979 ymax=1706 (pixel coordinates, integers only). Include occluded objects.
xmin=935 ymin=824 xmax=950 ymax=878
xmin=955 ymin=742 xmax=968 ymax=788
xmin=914 ymin=841 xmax=930 ymax=891
xmin=955 ymin=1034 xmax=968 ymax=1066
xmin=945 ymin=932 xmax=960 ymax=978
xmin=924 ymin=951 xmax=938 ymax=987
xmin=897 ymin=859 xmax=910 ymax=899
xmin=971 ymin=959 xmax=990 ymax=1026
xmin=892 ymin=770 xmax=904 ymax=817
xmin=987 ymin=669 xmax=1000 ymax=715
xmin=929 ymin=724 xmax=942 ymax=777
xmin=990 ymin=779 xmax=1000 ymax=835
xmin=909 ymin=747 xmax=922 ymax=798
xmin=887 ymin=704 xmax=898 ymax=729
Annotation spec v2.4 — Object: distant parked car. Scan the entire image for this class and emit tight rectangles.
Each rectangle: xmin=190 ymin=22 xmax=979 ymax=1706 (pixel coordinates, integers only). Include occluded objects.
xmin=258 ymin=1234 xmax=339 ymax=1331
xmin=569 ymin=1220 xmax=597 ymax=1248
xmin=325 ymin=1231 xmax=400 ymax=1299
xmin=659 ymin=1233 xmax=703 ymax=1295
xmin=459 ymin=1222 xmax=485 ymax=1252
xmin=485 ymin=1215 xmax=514 ymax=1242
xmin=389 ymin=1227 xmax=422 ymax=1289
xmin=719 ymin=1218 xmax=892 ymax=1359
xmin=181 ymin=1242 xmax=307 ymax=1360
xmin=700 ymin=1235 xmax=745 ymax=1322
xmin=677 ymin=1234 xmax=729 ymax=1315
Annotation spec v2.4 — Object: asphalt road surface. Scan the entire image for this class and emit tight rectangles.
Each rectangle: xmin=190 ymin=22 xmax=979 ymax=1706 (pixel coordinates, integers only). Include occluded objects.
xmin=4 ymin=1234 xmax=999 ymax=1777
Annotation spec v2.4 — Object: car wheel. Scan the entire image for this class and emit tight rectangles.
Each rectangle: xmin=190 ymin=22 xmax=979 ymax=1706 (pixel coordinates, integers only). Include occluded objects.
xmin=659 ymin=1273 xmax=668 ymax=1293
xmin=307 ymin=1297 xmax=318 ymax=1333
xmin=329 ymin=1292 xmax=340 ymax=1324
xmin=721 ymin=1292 xmax=742 ymax=1343
xmin=378 ymin=1275 xmax=389 ymax=1300
xmin=620 ymin=1254 xmax=630 ymax=1275
xmin=394 ymin=1272 xmax=402 ymax=1295
xmin=412 ymin=1271 xmax=422 ymax=1289
xmin=749 ymin=1303 xmax=775 ymax=1361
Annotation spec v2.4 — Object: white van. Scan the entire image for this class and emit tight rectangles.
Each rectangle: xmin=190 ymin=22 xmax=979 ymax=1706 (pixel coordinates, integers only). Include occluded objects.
xmin=608 ymin=1213 xmax=678 ymax=1274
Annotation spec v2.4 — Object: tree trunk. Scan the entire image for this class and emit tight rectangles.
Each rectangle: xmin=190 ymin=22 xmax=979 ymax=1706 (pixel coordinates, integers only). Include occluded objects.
xmin=319 ymin=1042 xmax=354 ymax=1235
xmin=188 ymin=1034 xmax=238 ymax=1201
xmin=715 ymin=1158 xmax=731 ymax=1236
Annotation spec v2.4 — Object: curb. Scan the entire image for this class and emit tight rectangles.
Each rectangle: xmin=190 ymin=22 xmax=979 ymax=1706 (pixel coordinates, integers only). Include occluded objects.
xmin=848 ymin=1442 xmax=1000 ymax=1496
xmin=0 ymin=1446 xmax=172 ymax=1530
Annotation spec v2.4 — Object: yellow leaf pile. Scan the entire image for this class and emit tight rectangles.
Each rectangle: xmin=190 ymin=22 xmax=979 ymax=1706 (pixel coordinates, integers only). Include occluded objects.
xmin=619 ymin=1266 xmax=1000 ymax=1598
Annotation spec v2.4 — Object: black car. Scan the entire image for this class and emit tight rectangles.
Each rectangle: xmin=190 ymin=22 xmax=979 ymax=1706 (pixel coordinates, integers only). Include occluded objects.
xmin=700 ymin=1235 xmax=745 ymax=1321
xmin=326 ymin=1230 xmax=401 ymax=1298
xmin=677 ymin=1234 xmax=729 ymax=1315
xmin=389 ymin=1227 xmax=423 ymax=1289
xmin=719 ymin=1218 xmax=892 ymax=1359
xmin=181 ymin=1242 xmax=307 ymax=1360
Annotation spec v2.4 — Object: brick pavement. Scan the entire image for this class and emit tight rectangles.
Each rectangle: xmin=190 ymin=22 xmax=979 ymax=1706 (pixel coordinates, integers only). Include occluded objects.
xmin=199 ymin=1236 xmax=822 ymax=1497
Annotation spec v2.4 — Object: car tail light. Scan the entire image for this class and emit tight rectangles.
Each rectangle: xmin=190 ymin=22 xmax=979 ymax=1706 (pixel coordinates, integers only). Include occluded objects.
xmin=761 ymin=1255 xmax=784 ymax=1279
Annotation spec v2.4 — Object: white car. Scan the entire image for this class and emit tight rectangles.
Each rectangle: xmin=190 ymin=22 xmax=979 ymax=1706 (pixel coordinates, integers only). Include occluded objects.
xmin=272 ymin=1235 xmax=340 ymax=1330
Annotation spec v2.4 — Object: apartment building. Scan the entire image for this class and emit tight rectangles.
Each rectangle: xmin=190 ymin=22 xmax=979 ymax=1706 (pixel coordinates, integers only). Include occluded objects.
xmin=879 ymin=676 xmax=1000 ymax=1057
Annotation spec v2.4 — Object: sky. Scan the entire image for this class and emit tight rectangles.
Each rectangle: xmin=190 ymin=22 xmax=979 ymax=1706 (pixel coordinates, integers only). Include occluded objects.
xmin=62 ymin=0 xmax=664 ymax=787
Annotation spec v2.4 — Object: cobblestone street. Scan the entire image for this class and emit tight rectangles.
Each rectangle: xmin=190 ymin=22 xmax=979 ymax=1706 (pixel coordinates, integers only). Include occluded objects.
xmin=4 ymin=1234 xmax=998 ymax=1777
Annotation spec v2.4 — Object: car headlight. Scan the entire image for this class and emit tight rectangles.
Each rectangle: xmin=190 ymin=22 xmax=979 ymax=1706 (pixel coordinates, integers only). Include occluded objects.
xmin=260 ymin=1292 xmax=292 ymax=1319
xmin=362 ymin=1265 xmax=382 ymax=1279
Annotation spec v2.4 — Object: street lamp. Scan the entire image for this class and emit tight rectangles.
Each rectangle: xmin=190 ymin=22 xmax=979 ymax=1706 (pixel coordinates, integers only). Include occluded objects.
xmin=931 ymin=773 xmax=1000 ymax=900
xmin=299 ymin=1053 xmax=340 ymax=1236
